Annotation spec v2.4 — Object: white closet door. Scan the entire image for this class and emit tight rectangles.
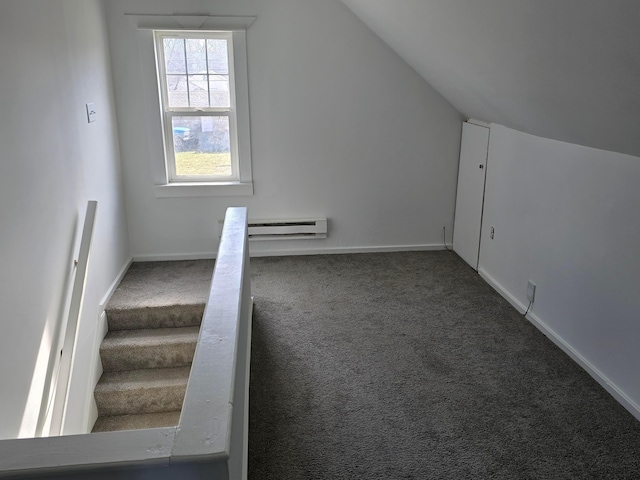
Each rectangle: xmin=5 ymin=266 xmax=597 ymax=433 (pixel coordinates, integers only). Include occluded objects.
xmin=453 ymin=122 xmax=490 ymax=270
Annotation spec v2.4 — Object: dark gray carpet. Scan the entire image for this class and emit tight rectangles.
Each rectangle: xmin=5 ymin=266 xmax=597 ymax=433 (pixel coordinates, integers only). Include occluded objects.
xmin=249 ymin=251 xmax=640 ymax=479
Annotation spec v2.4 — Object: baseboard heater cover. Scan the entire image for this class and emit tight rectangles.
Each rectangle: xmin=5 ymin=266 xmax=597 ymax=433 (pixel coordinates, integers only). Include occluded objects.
xmin=221 ymin=218 xmax=328 ymax=241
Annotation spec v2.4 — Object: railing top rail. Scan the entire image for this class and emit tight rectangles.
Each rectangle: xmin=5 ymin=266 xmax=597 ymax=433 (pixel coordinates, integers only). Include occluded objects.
xmin=173 ymin=207 xmax=249 ymax=461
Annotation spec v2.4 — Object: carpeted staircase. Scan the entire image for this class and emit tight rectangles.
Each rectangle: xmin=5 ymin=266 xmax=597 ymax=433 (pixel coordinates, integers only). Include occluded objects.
xmin=92 ymin=260 xmax=214 ymax=433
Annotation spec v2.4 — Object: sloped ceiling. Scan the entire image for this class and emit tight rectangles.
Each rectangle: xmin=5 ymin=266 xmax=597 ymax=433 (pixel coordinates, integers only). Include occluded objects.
xmin=341 ymin=0 xmax=640 ymax=158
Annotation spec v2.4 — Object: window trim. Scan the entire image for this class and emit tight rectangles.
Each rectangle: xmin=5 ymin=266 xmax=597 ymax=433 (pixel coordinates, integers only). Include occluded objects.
xmin=127 ymin=15 xmax=255 ymax=197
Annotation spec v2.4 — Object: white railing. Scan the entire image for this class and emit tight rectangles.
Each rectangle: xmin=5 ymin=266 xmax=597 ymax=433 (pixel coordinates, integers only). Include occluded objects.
xmin=0 ymin=207 xmax=252 ymax=480
xmin=26 ymin=200 xmax=98 ymax=439
xmin=48 ymin=201 xmax=98 ymax=436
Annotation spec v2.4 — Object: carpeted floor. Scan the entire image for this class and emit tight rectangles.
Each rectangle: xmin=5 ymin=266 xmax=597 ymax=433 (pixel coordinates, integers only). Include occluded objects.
xmin=248 ymin=251 xmax=640 ymax=479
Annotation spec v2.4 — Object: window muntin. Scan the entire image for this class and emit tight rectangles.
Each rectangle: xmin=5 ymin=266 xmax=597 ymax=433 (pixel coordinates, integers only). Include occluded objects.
xmin=155 ymin=31 xmax=239 ymax=183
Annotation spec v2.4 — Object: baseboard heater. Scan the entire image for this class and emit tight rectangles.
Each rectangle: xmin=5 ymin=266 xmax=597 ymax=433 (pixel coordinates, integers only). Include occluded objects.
xmin=246 ymin=218 xmax=328 ymax=241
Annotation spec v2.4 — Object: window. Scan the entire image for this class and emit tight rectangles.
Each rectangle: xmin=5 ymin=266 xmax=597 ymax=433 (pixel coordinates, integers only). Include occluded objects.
xmin=153 ymin=28 xmax=253 ymax=195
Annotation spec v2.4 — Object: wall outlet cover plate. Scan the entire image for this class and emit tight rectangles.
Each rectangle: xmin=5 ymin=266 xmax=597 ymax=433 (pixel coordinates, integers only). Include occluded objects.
xmin=527 ymin=280 xmax=536 ymax=302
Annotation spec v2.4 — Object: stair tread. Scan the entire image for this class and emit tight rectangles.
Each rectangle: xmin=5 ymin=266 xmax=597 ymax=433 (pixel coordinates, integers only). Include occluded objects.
xmin=92 ymin=411 xmax=181 ymax=433
xmin=106 ymin=260 xmax=213 ymax=311
xmin=101 ymin=326 xmax=200 ymax=348
xmin=95 ymin=366 xmax=191 ymax=392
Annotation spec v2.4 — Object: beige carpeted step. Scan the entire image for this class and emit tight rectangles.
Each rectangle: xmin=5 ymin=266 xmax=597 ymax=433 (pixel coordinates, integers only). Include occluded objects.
xmin=106 ymin=304 xmax=205 ymax=331
xmin=92 ymin=260 xmax=214 ymax=433
xmin=100 ymin=327 xmax=200 ymax=372
xmin=91 ymin=411 xmax=182 ymax=433
xmin=94 ymin=366 xmax=191 ymax=417
xmin=105 ymin=260 xmax=213 ymax=331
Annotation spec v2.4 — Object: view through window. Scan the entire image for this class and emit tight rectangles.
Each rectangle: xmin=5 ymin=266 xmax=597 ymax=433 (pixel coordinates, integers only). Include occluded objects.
xmin=155 ymin=32 xmax=237 ymax=181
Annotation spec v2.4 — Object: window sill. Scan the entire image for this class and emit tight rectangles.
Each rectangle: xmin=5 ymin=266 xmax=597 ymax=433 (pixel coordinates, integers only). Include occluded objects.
xmin=154 ymin=182 xmax=254 ymax=198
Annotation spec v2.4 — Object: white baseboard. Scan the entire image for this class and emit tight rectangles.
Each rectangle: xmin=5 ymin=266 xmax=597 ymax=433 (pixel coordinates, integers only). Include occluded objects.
xmin=249 ymin=243 xmax=447 ymax=258
xmin=132 ymin=252 xmax=217 ymax=262
xmin=82 ymin=311 xmax=108 ymax=434
xmin=129 ymin=245 xmax=448 ymax=261
xmin=479 ymin=268 xmax=640 ymax=422
xmin=478 ymin=268 xmax=529 ymax=314
xmin=98 ymin=257 xmax=133 ymax=314
xmin=85 ymin=257 xmax=132 ymax=433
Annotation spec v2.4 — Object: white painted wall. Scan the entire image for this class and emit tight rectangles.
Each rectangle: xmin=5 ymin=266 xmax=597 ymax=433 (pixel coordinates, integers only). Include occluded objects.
xmin=340 ymin=0 xmax=640 ymax=159
xmin=479 ymin=124 xmax=640 ymax=416
xmin=103 ymin=0 xmax=463 ymax=259
xmin=0 ymin=0 xmax=130 ymax=439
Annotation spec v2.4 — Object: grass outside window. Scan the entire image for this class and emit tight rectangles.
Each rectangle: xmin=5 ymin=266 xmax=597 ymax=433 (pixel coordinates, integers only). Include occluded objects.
xmin=175 ymin=151 xmax=232 ymax=177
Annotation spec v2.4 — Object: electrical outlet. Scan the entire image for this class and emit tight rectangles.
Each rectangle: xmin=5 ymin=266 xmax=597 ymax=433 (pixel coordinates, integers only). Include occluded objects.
xmin=490 ymin=226 xmax=495 ymax=239
xmin=527 ymin=280 xmax=536 ymax=302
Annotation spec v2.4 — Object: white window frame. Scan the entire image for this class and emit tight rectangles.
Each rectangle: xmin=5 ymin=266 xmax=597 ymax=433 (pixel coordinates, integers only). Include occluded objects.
xmin=127 ymin=15 xmax=255 ymax=197
xmin=155 ymin=31 xmax=240 ymax=184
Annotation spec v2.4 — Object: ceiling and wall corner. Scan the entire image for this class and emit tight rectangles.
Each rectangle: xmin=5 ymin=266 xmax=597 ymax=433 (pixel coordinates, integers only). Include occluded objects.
xmin=340 ymin=0 xmax=640 ymax=158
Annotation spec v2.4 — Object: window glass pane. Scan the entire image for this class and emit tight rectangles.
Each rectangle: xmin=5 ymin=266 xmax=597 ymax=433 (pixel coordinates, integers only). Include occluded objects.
xmin=163 ymin=38 xmax=186 ymax=74
xmin=185 ymin=38 xmax=207 ymax=74
xmin=166 ymin=75 xmax=188 ymax=108
xmin=172 ymin=116 xmax=232 ymax=177
xmin=207 ymin=39 xmax=229 ymax=75
xmin=209 ymin=75 xmax=230 ymax=108
xmin=188 ymin=75 xmax=209 ymax=108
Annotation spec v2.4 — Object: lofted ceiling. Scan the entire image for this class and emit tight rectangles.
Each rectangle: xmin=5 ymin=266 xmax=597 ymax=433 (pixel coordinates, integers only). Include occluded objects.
xmin=341 ymin=0 xmax=640 ymax=158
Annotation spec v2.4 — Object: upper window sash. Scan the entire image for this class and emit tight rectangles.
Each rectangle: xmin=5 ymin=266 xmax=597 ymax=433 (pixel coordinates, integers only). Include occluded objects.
xmin=154 ymin=31 xmax=236 ymax=114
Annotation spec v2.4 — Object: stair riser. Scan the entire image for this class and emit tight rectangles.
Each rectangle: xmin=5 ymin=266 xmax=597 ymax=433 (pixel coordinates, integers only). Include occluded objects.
xmin=106 ymin=304 xmax=205 ymax=331
xmin=95 ymin=384 xmax=187 ymax=416
xmin=92 ymin=411 xmax=182 ymax=433
xmin=100 ymin=343 xmax=197 ymax=372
